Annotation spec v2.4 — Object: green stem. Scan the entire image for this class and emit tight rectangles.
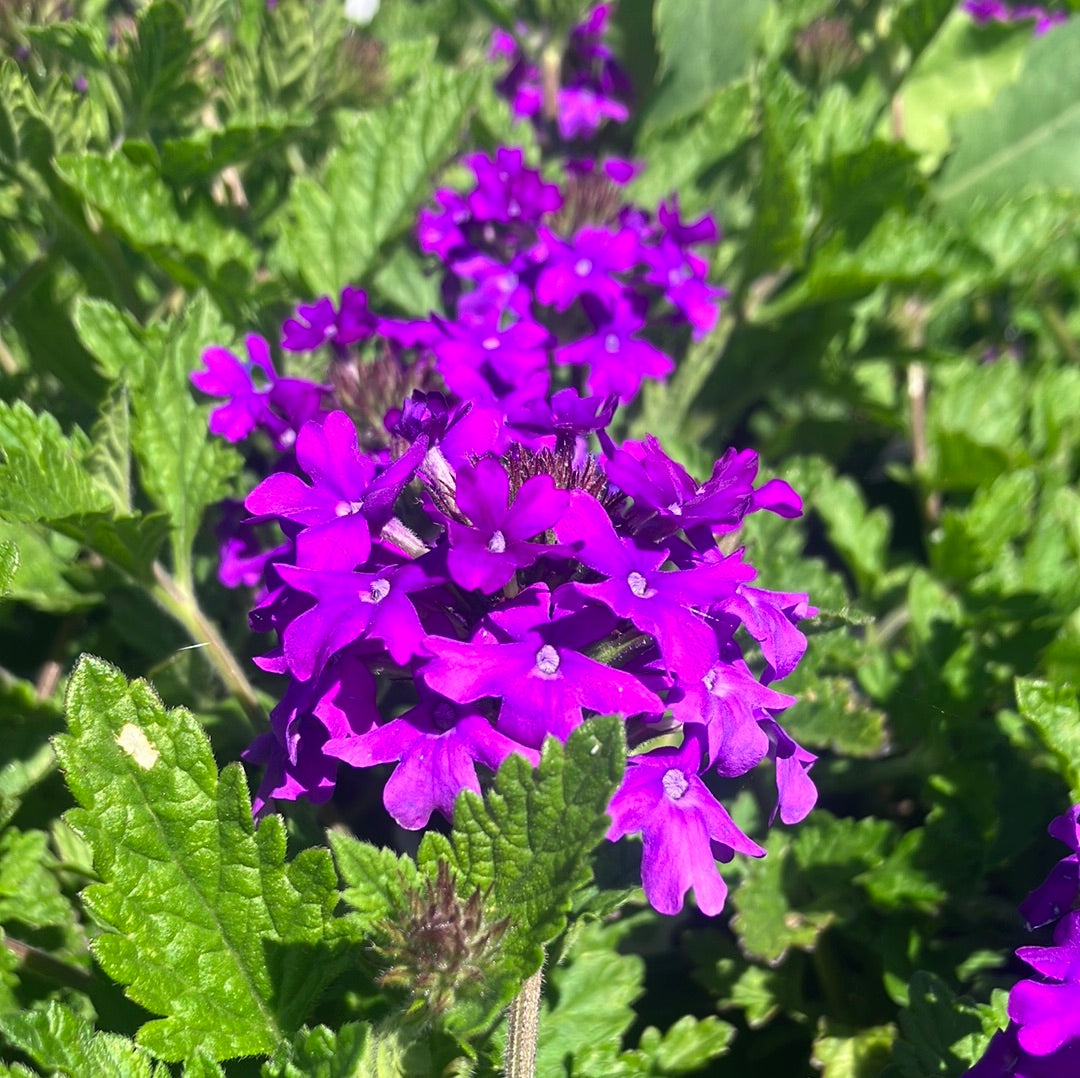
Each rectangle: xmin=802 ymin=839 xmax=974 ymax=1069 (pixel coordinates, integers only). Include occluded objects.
xmin=150 ymin=562 xmax=262 ymax=733
xmin=3 ymin=936 xmax=95 ymax=993
xmin=504 ymin=958 xmax=544 ymax=1078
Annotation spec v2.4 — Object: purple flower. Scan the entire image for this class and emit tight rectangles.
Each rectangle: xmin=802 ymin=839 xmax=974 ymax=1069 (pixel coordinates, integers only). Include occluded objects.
xmin=325 ymin=691 xmax=535 ymax=828
xmin=446 ymin=457 xmax=569 ymax=593
xmin=421 ymin=584 xmax=662 ymax=748
xmin=190 ymin=334 xmax=327 ymax=449
xmin=966 ymin=803 xmax=1080 ymax=1076
xmin=606 ymin=732 xmax=765 ymax=916
xmin=281 ymin=287 xmax=376 ymax=354
xmin=278 ymin=559 xmax=431 ymax=679
xmin=534 ymin=224 xmax=640 ymax=312
xmin=962 ymin=1 xmax=1066 ymax=32
xmin=556 ymin=490 xmax=754 ymax=678
xmin=556 ymin=299 xmax=674 ymax=402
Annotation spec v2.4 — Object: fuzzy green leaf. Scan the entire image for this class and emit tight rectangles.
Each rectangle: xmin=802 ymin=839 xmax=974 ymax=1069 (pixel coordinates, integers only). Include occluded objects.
xmin=417 ymin=717 xmax=625 ymax=1033
xmin=54 ymin=152 xmax=256 ymax=286
xmin=54 ymin=656 xmax=352 ymax=1062
xmin=275 ymin=68 xmax=483 ymax=296
xmin=0 ymin=1002 xmax=166 ymax=1078
xmin=812 ymin=1022 xmax=896 ymax=1078
xmin=329 ymin=834 xmax=422 ymax=934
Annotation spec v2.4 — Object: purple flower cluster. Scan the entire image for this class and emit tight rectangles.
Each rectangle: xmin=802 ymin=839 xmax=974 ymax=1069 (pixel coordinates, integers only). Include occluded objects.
xmin=417 ymin=148 xmax=725 ymax=404
xmin=962 ymin=0 xmax=1067 ymax=33
xmin=968 ymin=805 xmax=1080 ymax=1076
xmin=491 ymin=4 xmax=631 ymax=141
xmin=235 ymin=393 xmax=814 ymax=915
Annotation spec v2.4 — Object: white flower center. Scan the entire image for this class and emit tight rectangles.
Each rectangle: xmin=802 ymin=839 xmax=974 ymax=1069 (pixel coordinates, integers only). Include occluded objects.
xmin=574 ymin=257 xmax=593 ymax=276
xmin=627 ymin=571 xmax=648 ymax=598
xmin=662 ymin=768 xmax=689 ymax=801
xmin=604 ymin=333 xmax=620 ymax=353
xmin=535 ymin=645 xmax=560 ymax=676
xmin=487 ymin=529 xmax=507 ymax=554
xmin=482 ymin=336 xmax=500 ymax=351
xmin=366 ymin=578 xmax=390 ymax=603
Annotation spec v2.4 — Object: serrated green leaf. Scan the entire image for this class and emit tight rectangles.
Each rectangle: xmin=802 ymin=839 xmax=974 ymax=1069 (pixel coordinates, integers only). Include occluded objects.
xmin=0 ymin=541 xmax=16 ymax=599
xmin=743 ymin=68 xmax=811 ymax=282
xmin=757 ymin=211 xmax=979 ymax=319
xmin=0 ymin=402 xmax=168 ymax=580
xmin=649 ymin=0 xmax=768 ymax=125
xmin=54 ymin=656 xmax=353 ymax=1061
xmin=129 ymin=295 xmax=242 ymax=583
xmin=812 ymin=1021 xmax=895 ymax=1078
xmin=0 ymin=1002 xmax=165 ymax=1078
xmin=888 ymin=972 xmax=1002 ymax=1078
xmin=417 ymin=717 xmax=625 ymax=1035
xmin=54 ymin=152 xmax=256 ymax=286
xmin=535 ymin=919 xmax=643 ymax=1077
xmin=633 ymin=1015 xmax=736 ymax=1074
xmin=73 ymin=297 xmax=156 ymax=383
xmin=275 ymin=68 xmax=483 ymax=296
xmin=87 ymin=384 xmax=134 ymax=516
xmin=1015 ymin=677 xmax=1080 ymax=798
xmin=329 ymin=833 xmax=422 ymax=933
xmin=0 ymin=828 xmax=74 ymax=933
xmin=732 ymin=813 xmax=895 ymax=963
xmin=936 ymin=20 xmax=1080 ymax=210
xmin=631 ymin=81 xmax=753 ymax=213
xmin=0 ymin=522 xmax=93 ymax=613
xmin=263 ymin=1019 xmax=459 ymax=1078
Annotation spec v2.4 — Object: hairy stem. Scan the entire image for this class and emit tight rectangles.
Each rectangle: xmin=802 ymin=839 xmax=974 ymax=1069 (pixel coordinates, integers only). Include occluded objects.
xmin=504 ymin=958 xmax=544 ymax=1078
xmin=151 ymin=562 xmax=262 ymax=732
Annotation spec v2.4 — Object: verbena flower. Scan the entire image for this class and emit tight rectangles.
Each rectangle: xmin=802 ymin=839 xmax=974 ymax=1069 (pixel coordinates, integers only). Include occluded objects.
xmin=491 ymin=4 xmax=631 ymax=141
xmin=967 ymin=805 xmax=1080 ymax=1075
xmin=230 ymin=398 xmax=815 ymax=916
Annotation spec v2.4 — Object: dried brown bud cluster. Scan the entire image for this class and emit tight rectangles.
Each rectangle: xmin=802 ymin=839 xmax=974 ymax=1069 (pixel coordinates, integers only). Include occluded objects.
xmin=373 ymin=862 xmax=508 ymax=1017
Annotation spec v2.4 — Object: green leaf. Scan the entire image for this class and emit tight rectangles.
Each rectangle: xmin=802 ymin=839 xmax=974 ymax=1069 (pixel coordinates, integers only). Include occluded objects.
xmin=128 ymin=296 xmax=242 ymax=582
xmin=1015 ymin=677 xmax=1080 ymax=799
xmin=812 ymin=1022 xmax=895 ymax=1078
xmin=417 ymin=717 xmax=625 ymax=1034
xmin=54 ymin=152 xmax=256 ymax=285
xmin=263 ymin=1020 xmax=460 ymax=1078
xmin=535 ymin=919 xmax=643 ymax=1077
xmin=0 ymin=828 xmax=74 ymax=934
xmin=54 ymin=656 xmax=353 ymax=1061
xmin=897 ymin=12 xmax=1029 ymax=157
xmin=275 ymin=68 xmax=483 ymax=296
xmin=87 ymin=384 xmax=134 ymax=516
xmin=632 ymin=1015 xmax=736 ymax=1074
xmin=649 ymin=0 xmax=768 ymax=125
xmin=631 ymin=81 xmax=753 ymax=213
xmin=742 ymin=68 xmax=811 ymax=282
xmin=732 ymin=813 xmax=895 ymax=964
xmin=936 ymin=20 xmax=1080 ymax=210
xmin=0 ymin=541 xmax=16 ymax=599
xmin=887 ymin=972 xmax=1004 ymax=1078
xmin=0 ymin=402 xmax=168 ymax=581
xmin=926 ymin=358 xmax=1027 ymax=490
xmin=329 ymin=834 xmax=422 ymax=933
xmin=0 ymin=522 xmax=93 ymax=613
xmin=0 ymin=1002 xmax=166 ymax=1078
